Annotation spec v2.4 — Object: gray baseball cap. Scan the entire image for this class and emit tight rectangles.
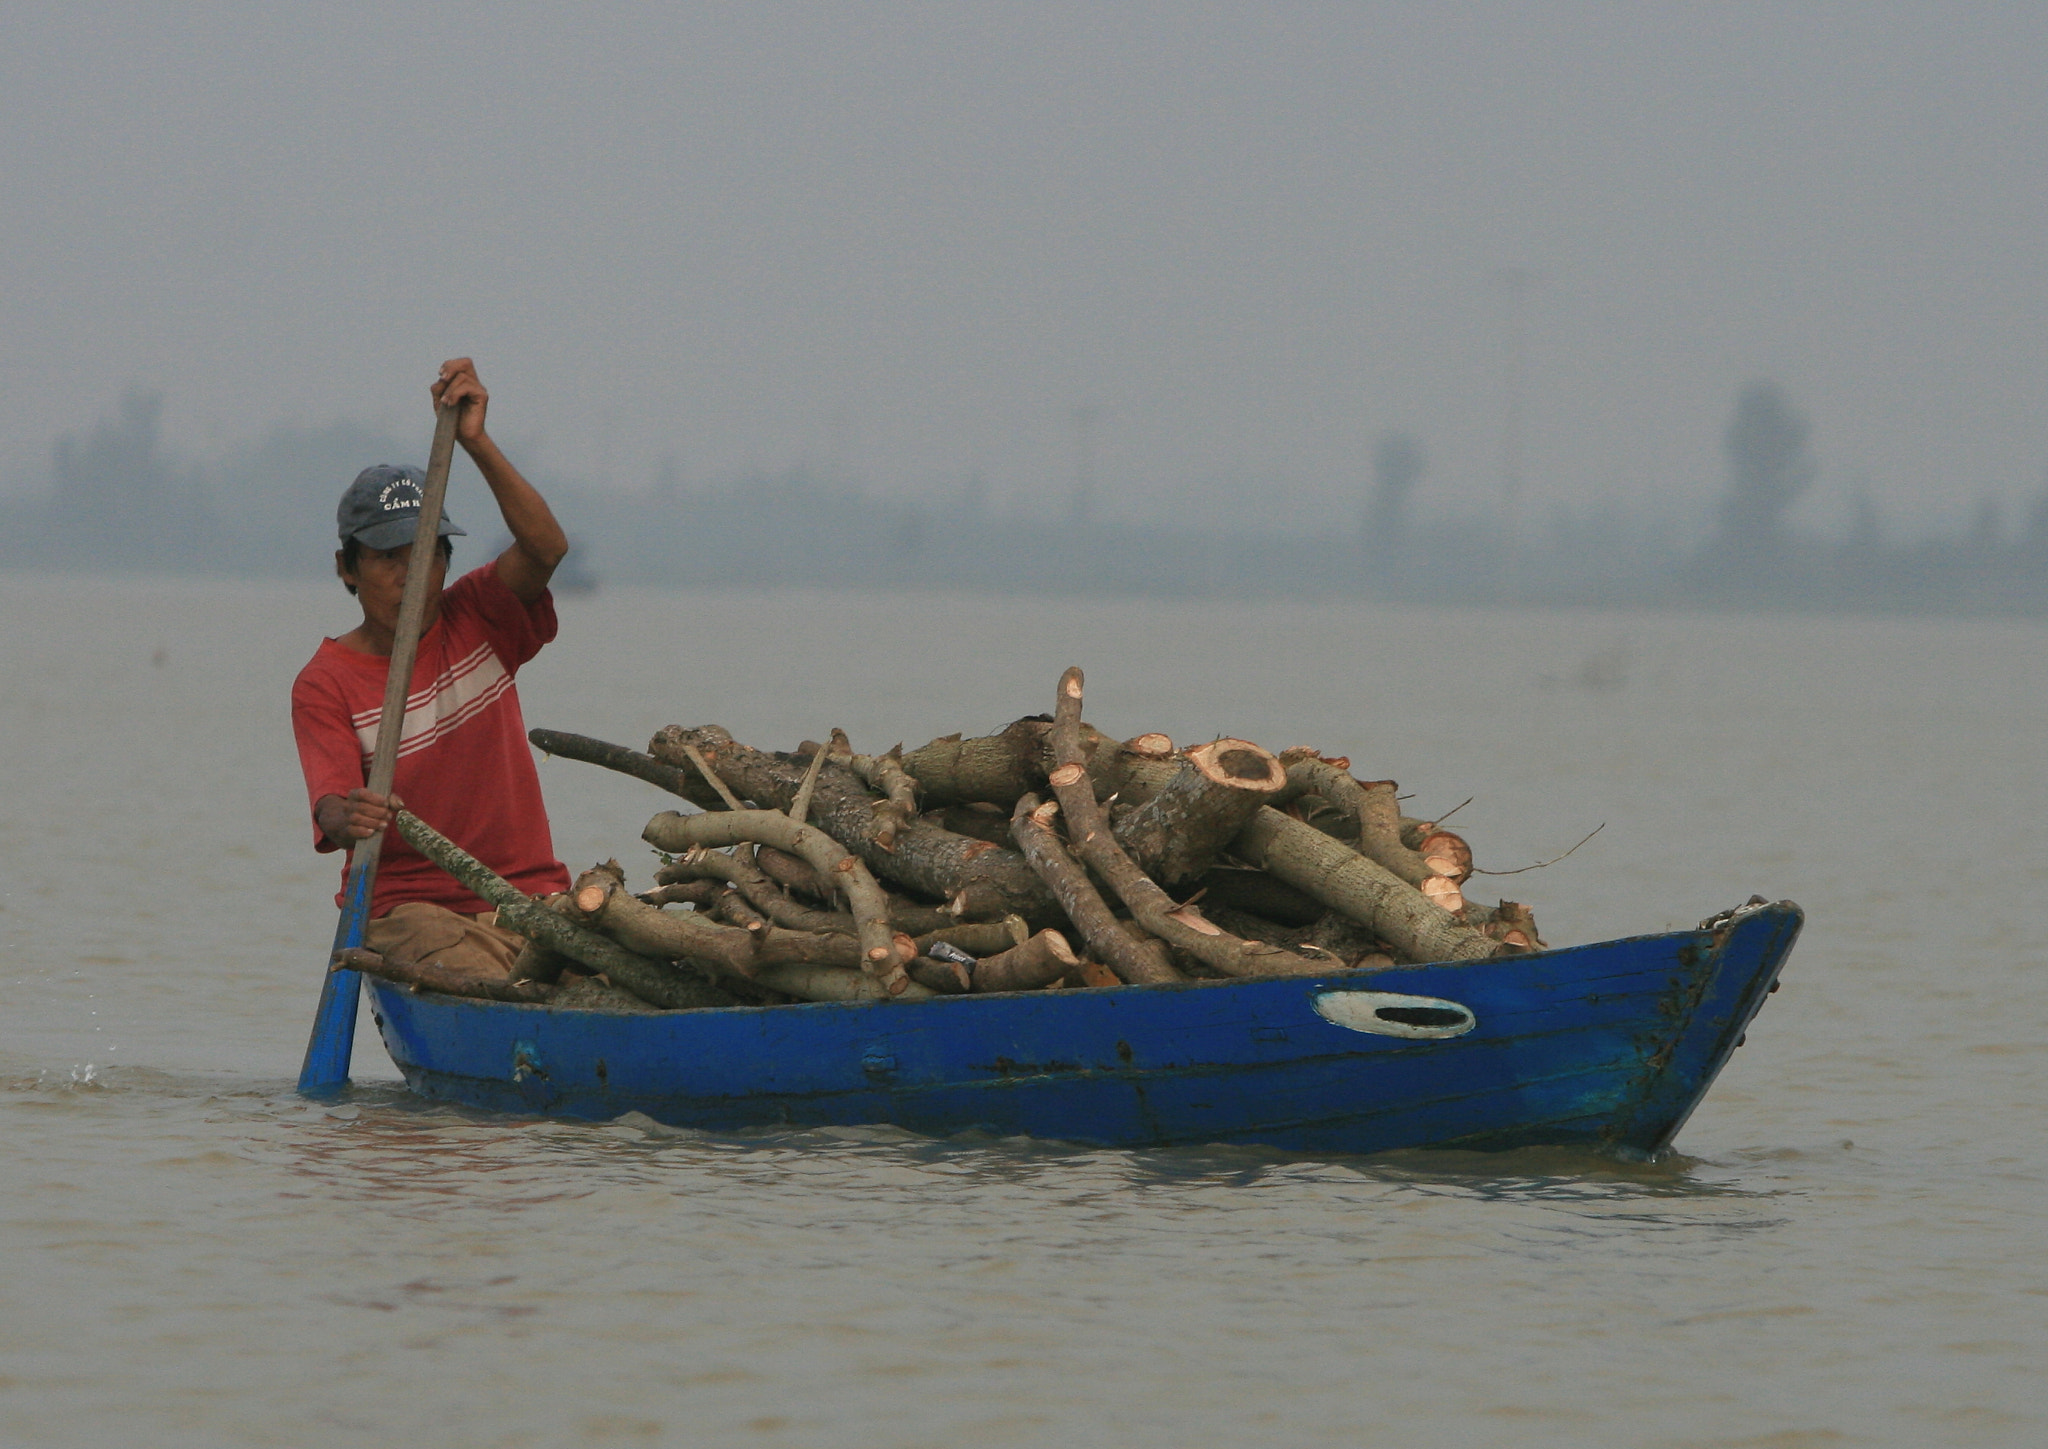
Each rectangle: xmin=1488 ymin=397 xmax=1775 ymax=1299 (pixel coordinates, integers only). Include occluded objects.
xmin=337 ymin=464 xmax=467 ymax=550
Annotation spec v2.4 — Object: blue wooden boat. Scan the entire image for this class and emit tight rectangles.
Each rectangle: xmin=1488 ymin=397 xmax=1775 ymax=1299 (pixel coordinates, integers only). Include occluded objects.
xmin=364 ymin=898 xmax=1800 ymax=1158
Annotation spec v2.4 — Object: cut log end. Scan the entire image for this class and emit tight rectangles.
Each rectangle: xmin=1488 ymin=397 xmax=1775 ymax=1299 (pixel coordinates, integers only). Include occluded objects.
xmin=969 ymin=928 xmax=1081 ymax=993
xmin=1185 ymin=738 xmax=1288 ymax=793
xmin=1417 ymin=830 xmax=1474 ymax=884
xmin=1420 ymin=875 xmax=1467 ymax=914
xmin=1072 ymin=959 xmax=1123 ymax=989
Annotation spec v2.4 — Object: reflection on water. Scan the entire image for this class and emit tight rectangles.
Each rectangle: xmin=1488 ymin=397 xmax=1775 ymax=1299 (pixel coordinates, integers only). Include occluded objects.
xmin=12 ymin=1059 xmax=1794 ymax=1266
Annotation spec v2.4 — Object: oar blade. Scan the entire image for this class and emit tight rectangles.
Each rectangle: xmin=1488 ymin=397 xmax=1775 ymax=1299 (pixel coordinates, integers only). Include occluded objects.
xmin=298 ymin=851 xmax=375 ymax=1093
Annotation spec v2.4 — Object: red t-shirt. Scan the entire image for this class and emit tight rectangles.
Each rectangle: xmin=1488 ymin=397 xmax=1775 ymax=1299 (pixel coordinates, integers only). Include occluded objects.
xmin=292 ymin=564 xmax=572 ymax=916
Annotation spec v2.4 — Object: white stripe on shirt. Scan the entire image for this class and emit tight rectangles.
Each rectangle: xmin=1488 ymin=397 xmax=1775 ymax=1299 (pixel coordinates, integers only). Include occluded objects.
xmin=349 ymin=641 xmax=514 ymax=763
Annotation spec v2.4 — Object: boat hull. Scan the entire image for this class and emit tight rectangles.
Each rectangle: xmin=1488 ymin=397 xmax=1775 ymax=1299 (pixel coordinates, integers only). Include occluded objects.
xmin=366 ymin=900 xmax=1801 ymax=1157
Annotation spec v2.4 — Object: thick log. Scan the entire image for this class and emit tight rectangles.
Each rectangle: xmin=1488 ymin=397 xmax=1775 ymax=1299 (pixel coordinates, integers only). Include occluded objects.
xmin=1275 ymin=792 xmax=1358 ymax=843
xmin=1466 ymin=898 xmax=1542 ymax=951
xmin=907 ymin=957 xmax=972 ymax=994
xmin=575 ymin=880 xmax=941 ymax=990
xmin=1190 ymin=907 xmax=1397 ymax=971
xmin=1112 ymin=738 xmax=1287 ymax=887
xmin=1045 ymin=670 xmax=1333 ymax=980
xmin=509 ymin=891 xmax=581 ymax=983
xmin=1072 ymin=958 xmax=1125 ymax=989
xmin=745 ymin=843 xmax=829 ymax=898
xmin=641 ymin=807 xmax=914 ymax=993
xmin=1359 ymin=786 xmax=1436 ymax=879
xmin=923 ymin=803 xmax=1015 ymax=847
xmin=735 ymin=847 xmax=960 ymax=934
xmin=916 ymin=919 xmax=1029 ymax=958
xmin=1273 ymin=758 xmax=1436 ymax=887
xmin=1420 ymin=875 xmax=1467 ymax=915
xmin=658 ymin=848 xmax=853 ymax=934
xmin=528 ymin=728 xmax=723 ymax=810
xmin=567 ymin=876 xmax=826 ymax=1000
xmin=508 ymin=937 xmax=574 ymax=984
xmin=847 ymin=745 xmax=919 ymax=851
xmin=1010 ymin=793 xmax=1180 ymax=985
xmin=751 ymin=963 xmax=935 ymax=1003
xmin=896 ymin=717 xmax=1163 ymax=809
xmin=549 ymin=973 xmax=667 ymax=1012
xmin=333 ymin=946 xmax=553 ymax=1004
xmin=1088 ymin=739 xmax=1182 ymax=809
xmin=608 ymin=897 xmax=814 ymax=970
xmin=636 ymin=880 xmax=721 ymax=909
xmin=897 ymin=718 xmax=1056 ymax=807
xmin=1198 ymin=909 xmax=1360 ymax=974
xmin=568 ymin=860 xmax=628 ymax=917
xmin=1415 ymin=829 xmax=1474 ymax=885
xmin=667 ymin=846 xmax=974 ymax=941
xmin=391 ymin=810 xmax=733 ymax=1008
xmin=971 ymin=930 xmax=1081 ymax=993
xmin=559 ymin=860 xmax=768 ymax=979
xmin=712 ymin=888 xmax=771 ymax=937
xmin=1230 ymin=807 xmax=1505 ymax=963
xmin=1398 ymin=816 xmax=1475 ymax=859
xmin=1305 ymin=911 xmax=1396 ymax=968
xmin=1191 ymin=867 xmax=1324 ymax=928
xmin=649 ymin=726 xmax=1061 ymax=924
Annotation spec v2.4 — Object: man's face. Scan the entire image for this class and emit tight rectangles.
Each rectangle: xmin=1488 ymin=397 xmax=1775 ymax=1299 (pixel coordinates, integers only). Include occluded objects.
xmin=338 ymin=539 xmax=449 ymax=630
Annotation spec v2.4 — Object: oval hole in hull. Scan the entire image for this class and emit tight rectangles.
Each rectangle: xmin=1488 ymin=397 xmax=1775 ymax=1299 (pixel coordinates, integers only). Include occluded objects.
xmin=1312 ymin=990 xmax=1477 ymax=1040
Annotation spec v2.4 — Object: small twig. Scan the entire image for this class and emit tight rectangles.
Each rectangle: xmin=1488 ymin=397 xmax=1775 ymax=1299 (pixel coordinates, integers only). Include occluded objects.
xmin=679 ymin=741 xmax=746 ymax=812
xmin=789 ymin=743 xmax=828 ymax=825
xmin=1432 ymin=796 xmax=1474 ymax=825
xmin=1471 ymin=822 xmax=1605 ymax=876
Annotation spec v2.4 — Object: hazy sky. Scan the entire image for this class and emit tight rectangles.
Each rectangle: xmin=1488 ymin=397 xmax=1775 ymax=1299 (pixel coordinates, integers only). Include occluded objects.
xmin=5 ymin=3 xmax=2044 ymax=533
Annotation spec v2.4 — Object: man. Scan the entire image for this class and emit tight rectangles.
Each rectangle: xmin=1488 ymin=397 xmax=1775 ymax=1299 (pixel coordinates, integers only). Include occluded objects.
xmin=291 ymin=357 xmax=572 ymax=979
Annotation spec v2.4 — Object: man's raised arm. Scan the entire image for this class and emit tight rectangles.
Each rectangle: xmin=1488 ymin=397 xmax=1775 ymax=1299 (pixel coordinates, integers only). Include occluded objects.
xmin=430 ymin=357 xmax=569 ymax=602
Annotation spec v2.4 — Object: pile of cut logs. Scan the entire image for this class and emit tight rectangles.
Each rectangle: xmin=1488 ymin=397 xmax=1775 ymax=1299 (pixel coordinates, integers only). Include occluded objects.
xmin=339 ymin=667 xmax=1545 ymax=1010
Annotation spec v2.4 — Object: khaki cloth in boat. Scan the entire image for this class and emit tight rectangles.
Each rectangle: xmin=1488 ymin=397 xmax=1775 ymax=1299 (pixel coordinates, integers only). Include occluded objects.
xmin=365 ymin=901 xmax=525 ymax=982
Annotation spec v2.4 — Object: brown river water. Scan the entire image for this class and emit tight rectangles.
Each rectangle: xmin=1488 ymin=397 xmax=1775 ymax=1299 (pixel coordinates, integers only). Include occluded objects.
xmin=1 ymin=570 xmax=2042 ymax=1447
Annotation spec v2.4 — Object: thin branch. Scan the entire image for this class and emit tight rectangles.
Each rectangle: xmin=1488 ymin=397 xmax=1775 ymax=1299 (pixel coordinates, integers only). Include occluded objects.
xmin=789 ymin=742 xmax=828 ymax=825
xmin=1470 ymin=822 xmax=1605 ymax=876
xmin=679 ymin=741 xmax=746 ymax=811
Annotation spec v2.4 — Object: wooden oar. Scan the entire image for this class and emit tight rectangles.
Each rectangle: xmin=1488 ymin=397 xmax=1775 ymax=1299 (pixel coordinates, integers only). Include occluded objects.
xmin=297 ymin=402 xmax=461 ymax=1093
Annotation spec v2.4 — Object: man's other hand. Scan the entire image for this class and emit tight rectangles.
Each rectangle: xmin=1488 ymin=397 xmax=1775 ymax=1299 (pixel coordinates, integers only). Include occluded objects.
xmin=430 ymin=357 xmax=489 ymax=446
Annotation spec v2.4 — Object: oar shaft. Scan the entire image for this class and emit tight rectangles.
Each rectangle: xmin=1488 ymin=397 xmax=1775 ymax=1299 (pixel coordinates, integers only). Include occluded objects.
xmin=298 ymin=403 xmax=461 ymax=1094
xmin=357 ymin=403 xmax=463 ymax=832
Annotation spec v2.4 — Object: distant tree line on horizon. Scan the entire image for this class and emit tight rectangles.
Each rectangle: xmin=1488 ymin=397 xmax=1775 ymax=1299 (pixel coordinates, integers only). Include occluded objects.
xmin=5 ymin=381 xmax=2047 ymax=616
